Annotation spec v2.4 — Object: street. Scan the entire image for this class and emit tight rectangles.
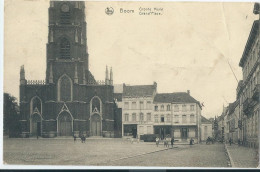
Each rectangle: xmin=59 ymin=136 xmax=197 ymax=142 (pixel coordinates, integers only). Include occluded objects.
xmin=4 ymin=138 xmax=231 ymax=167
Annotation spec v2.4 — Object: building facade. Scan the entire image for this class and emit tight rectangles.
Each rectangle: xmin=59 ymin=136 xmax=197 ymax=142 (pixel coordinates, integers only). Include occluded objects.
xmin=226 ymin=101 xmax=240 ymax=144
xmin=120 ymin=84 xmax=203 ymax=143
xmin=121 ymin=83 xmax=157 ymax=138
xmin=238 ymin=6 xmax=260 ymax=148
xmin=19 ymin=1 xmax=116 ymax=138
xmin=153 ymin=92 xmax=201 ymax=143
xmin=200 ymin=116 xmax=213 ymax=141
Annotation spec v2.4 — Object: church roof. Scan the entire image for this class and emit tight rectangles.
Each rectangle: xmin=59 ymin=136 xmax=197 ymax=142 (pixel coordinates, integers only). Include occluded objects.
xmin=154 ymin=92 xmax=199 ymax=104
xmin=123 ymin=84 xmax=156 ymax=97
xmin=86 ymin=70 xmax=96 ymax=84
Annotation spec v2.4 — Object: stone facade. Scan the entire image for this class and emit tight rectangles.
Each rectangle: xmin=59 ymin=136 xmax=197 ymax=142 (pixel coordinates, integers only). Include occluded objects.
xmin=19 ymin=1 xmax=116 ymax=138
xmin=238 ymin=5 xmax=260 ymax=148
xmin=121 ymin=83 xmax=157 ymax=138
xmin=153 ymin=92 xmax=201 ymax=143
xmin=200 ymin=116 xmax=213 ymax=141
xmin=119 ymin=85 xmax=202 ymax=143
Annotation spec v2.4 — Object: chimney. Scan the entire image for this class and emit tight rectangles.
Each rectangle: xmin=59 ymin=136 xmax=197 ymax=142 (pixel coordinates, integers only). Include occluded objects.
xmin=153 ymin=82 xmax=157 ymax=92
xmin=187 ymin=90 xmax=190 ymax=95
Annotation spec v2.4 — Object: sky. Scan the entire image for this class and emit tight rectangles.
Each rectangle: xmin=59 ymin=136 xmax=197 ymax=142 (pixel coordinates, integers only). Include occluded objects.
xmin=3 ymin=0 xmax=259 ymax=119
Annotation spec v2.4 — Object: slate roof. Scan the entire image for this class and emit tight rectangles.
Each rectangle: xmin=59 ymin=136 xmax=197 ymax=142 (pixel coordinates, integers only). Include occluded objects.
xmin=228 ymin=101 xmax=239 ymax=115
xmin=201 ymin=116 xmax=212 ymax=124
xmin=153 ymin=92 xmax=199 ymax=104
xmin=114 ymin=93 xmax=122 ymax=102
xmin=123 ymin=85 xmax=156 ymax=97
xmin=239 ymin=20 xmax=259 ymax=67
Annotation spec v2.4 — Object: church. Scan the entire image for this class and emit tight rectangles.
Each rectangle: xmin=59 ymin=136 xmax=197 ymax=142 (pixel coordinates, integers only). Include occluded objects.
xmin=19 ymin=1 xmax=117 ymax=138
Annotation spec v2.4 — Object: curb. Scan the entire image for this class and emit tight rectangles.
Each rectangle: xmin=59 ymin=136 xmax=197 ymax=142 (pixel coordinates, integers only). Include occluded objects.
xmin=100 ymin=146 xmax=177 ymax=165
xmin=224 ymin=144 xmax=235 ymax=167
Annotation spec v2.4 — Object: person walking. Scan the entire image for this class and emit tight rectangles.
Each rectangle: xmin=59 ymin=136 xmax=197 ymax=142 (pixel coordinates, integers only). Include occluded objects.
xmin=190 ymin=138 xmax=194 ymax=145
xmin=229 ymin=138 xmax=232 ymax=146
xmin=73 ymin=135 xmax=77 ymax=143
xmin=156 ymin=137 xmax=159 ymax=147
xmin=164 ymin=138 xmax=168 ymax=147
xmin=171 ymin=137 xmax=174 ymax=148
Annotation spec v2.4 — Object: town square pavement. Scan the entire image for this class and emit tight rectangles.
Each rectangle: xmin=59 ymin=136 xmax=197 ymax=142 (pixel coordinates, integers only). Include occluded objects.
xmin=3 ymin=137 xmax=236 ymax=167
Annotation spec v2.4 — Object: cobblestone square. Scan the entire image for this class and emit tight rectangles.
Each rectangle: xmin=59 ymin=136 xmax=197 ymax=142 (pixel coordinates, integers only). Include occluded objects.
xmin=4 ymin=138 xmax=232 ymax=167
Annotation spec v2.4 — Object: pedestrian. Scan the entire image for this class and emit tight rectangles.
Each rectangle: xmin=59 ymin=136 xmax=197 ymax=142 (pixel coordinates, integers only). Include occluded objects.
xmin=73 ymin=135 xmax=77 ymax=143
xmin=81 ymin=135 xmax=83 ymax=143
xmin=238 ymin=138 xmax=240 ymax=146
xmin=229 ymin=138 xmax=232 ymax=146
xmin=171 ymin=137 xmax=174 ymax=148
xmin=190 ymin=138 xmax=194 ymax=145
xmin=164 ymin=138 xmax=168 ymax=147
xmin=156 ymin=137 xmax=159 ymax=147
xmin=37 ymin=134 xmax=39 ymax=140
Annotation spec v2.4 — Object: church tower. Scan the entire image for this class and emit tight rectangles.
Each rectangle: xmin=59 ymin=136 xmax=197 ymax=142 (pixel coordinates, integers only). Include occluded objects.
xmin=46 ymin=1 xmax=89 ymax=85
xmin=19 ymin=1 xmax=116 ymax=138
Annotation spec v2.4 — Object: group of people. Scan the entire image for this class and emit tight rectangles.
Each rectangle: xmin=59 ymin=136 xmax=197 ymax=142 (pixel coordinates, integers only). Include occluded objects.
xmin=155 ymin=136 xmax=175 ymax=148
xmin=73 ymin=135 xmax=86 ymax=143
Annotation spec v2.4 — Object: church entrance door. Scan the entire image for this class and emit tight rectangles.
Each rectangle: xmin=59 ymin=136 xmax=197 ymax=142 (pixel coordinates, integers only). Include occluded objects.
xmin=91 ymin=114 xmax=101 ymax=136
xmin=58 ymin=112 xmax=72 ymax=136
xmin=31 ymin=113 xmax=41 ymax=136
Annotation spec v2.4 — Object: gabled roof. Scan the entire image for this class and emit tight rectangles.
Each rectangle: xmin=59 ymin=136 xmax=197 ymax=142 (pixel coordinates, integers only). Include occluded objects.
xmin=154 ymin=92 xmax=199 ymax=104
xmin=239 ymin=20 xmax=259 ymax=67
xmin=201 ymin=116 xmax=212 ymax=124
xmin=123 ymin=84 xmax=156 ymax=97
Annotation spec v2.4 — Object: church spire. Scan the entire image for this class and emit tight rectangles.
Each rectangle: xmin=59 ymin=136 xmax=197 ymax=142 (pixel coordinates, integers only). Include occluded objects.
xmin=110 ymin=67 xmax=113 ymax=85
xmin=105 ymin=66 xmax=109 ymax=85
xmin=20 ymin=65 xmax=26 ymax=85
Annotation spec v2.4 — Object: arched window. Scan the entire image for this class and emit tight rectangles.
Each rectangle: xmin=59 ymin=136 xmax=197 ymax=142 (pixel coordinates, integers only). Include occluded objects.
xmin=92 ymin=97 xmax=101 ymax=113
xmin=30 ymin=96 xmax=42 ymax=114
xmin=167 ymin=105 xmax=171 ymax=111
xmin=161 ymin=105 xmax=164 ymax=111
xmin=60 ymin=38 xmax=70 ymax=59
xmin=58 ymin=75 xmax=72 ymax=101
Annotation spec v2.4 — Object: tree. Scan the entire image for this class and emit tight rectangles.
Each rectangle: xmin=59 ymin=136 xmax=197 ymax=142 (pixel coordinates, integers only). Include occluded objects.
xmin=3 ymin=93 xmax=21 ymax=137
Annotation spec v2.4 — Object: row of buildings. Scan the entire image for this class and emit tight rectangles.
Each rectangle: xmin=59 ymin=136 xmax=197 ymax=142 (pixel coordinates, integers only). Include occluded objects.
xmin=213 ymin=3 xmax=260 ymax=149
xmin=17 ymin=1 xmax=212 ymax=142
xmin=114 ymin=83 xmax=212 ymax=143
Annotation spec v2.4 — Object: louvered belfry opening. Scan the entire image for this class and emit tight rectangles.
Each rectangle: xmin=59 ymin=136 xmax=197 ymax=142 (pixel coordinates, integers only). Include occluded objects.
xmin=60 ymin=38 xmax=70 ymax=59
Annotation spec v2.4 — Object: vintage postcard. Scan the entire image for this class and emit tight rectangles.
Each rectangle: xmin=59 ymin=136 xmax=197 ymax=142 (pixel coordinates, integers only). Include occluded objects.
xmin=2 ymin=0 xmax=260 ymax=168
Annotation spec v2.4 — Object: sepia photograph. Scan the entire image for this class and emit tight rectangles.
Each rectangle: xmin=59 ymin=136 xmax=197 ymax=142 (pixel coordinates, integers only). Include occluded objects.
xmin=2 ymin=0 xmax=260 ymax=168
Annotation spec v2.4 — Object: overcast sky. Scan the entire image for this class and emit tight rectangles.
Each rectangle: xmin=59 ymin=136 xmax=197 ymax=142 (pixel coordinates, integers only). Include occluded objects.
xmin=4 ymin=0 xmax=258 ymax=118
